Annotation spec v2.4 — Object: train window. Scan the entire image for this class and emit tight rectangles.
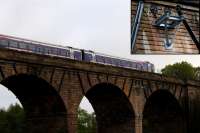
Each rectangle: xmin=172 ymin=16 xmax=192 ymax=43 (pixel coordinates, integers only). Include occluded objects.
xmin=0 ymin=40 xmax=8 ymax=47
xmin=136 ymin=64 xmax=139 ymax=70
xmin=119 ymin=60 xmax=126 ymax=67
xmin=84 ymin=53 xmax=93 ymax=62
xmin=74 ymin=51 xmax=82 ymax=60
xmin=104 ymin=57 xmax=109 ymax=64
xmin=148 ymin=64 xmax=152 ymax=72
xmin=112 ymin=59 xmax=116 ymax=65
xmin=51 ymin=48 xmax=58 ymax=55
xmin=109 ymin=58 xmax=115 ymax=65
xmin=44 ymin=47 xmax=51 ymax=54
xmin=57 ymin=49 xmax=62 ymax=55
xmin=123 ymin=61 xmax=128 ymax=67
xmin=19 ymin=42 xmax=27 ymax=49
xmin=60 ymin=49 xmax=67 ymax=56
xmin=123 ymin=61 xmax=129 ymax=67
xmin=36 ymin=46 xmax=44 ymax=54
xmin=119 ymin=60 xmax=123 ymax=67
xmin=124 ymin=61 xmax=128 ymax=67
xmin=126 ymin=61 xmax=132 ymax=68
xmin=9 ymin=40 xmax=18 ymax=48
xmin=105 ymin=57 xmax=112 ymax=64
xmin=28 ymin=44 xmax=36 ymax=51
xmin=150 ymin=64 xmax=155 ymax=72
xmin=95 ymin=55 xmax=105 ymax=63
xmin=131 ymin=62 xmax=137 ymax=69
xmin=136 ymin=64 xmax=142 ymax=70
xmin=114 ymin=59 xmax=120 ymax=66
xmin=143 ymin=64 xmax=148 ymax=71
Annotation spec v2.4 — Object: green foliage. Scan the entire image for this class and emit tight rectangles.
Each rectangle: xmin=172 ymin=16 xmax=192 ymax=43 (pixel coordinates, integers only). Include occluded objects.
xmin=0 ymin=104 xmax=96 ymax=133
xmin=194 ymin=67 xmax=200 ymax=81
xmin=161 ymin=61 xmax=197 ymax=81
xmin=0 ymin=103 xmax=26 ymax=133
xmin=77 ymin=108 xmax=96 ymax=133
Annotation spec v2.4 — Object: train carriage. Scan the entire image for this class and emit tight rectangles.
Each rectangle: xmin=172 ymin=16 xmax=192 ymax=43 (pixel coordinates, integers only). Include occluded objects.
xmin=0 ymin=34 xmax=155 ymax=72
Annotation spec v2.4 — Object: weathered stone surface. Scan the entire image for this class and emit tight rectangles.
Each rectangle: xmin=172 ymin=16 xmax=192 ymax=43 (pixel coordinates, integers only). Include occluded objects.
xmin=131 ymin=0 xmax=199 ymax=54
xmin=0 ymin=48 xmax=199 ymax=133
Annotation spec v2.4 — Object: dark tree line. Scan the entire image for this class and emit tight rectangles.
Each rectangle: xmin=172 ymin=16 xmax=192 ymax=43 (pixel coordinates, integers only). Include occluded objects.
xmin=162 ymin=61 xmax=200 ymax=132
xmin=0 ymin=103 xmax=26 ymax=133
xmin=161 ymin=61 xmax=200 ymax=81
xmin=0 ymin=104 xmax=96 ymax=133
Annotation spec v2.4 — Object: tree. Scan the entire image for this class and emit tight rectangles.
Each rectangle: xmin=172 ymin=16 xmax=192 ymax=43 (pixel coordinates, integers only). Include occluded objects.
xmin=161 ymin=61 xmax=196 ymax=81
xmin=194 ymin=67 xmax=200 ymax=81
xmin=0 ymin=103 xmax=26 ymax=133
xmin=77 ymin=108 xmax=96 ymax=133
xmin=0 ymin=104 xmax=97 ymax=133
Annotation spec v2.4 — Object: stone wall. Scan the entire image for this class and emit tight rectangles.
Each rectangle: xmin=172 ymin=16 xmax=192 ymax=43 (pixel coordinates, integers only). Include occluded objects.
xmin=0 ymin=48 xmax=200 ymax=132
xmin=131 ymin=0 xmax=199 ymax=54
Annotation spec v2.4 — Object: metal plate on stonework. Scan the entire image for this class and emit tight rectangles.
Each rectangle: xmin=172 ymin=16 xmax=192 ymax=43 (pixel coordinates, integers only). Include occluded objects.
xmin=164 ymin=38 xmax=173 ymax=49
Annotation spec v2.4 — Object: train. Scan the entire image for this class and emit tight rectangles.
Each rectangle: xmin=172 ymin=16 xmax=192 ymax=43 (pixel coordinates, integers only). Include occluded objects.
xmin=0 ymin=34 xmax=155 ymax=72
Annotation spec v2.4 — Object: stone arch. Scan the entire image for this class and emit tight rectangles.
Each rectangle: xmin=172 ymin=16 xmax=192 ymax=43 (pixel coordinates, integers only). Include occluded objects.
xmin=143 ymin=90 xmax=186 ymax=133
xmin=0 ymin=74 xmax=68 ymax=133
xmin=84 ymin=82 xmax=136 ymax=133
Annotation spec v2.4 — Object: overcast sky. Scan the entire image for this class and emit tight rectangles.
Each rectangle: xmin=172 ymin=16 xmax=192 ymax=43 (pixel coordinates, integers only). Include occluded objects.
xmin=0 ymin=0 xmax=199 ymax=112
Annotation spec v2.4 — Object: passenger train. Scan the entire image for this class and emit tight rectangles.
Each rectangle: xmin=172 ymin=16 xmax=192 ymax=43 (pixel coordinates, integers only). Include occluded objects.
xmin=0 ymin=34 xmax=155 ymax=72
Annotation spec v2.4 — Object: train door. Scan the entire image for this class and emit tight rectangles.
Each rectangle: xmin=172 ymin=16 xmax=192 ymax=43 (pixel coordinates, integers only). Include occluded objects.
xmin=83 ymin=50 xmax=95 ymax=62
xmin=71 ymin=48 xmax=82 ymax=61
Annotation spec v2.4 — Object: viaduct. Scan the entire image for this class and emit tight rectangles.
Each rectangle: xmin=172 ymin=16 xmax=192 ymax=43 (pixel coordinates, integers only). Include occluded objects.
xmin=0 ymin=48 xmax=200 ymax=133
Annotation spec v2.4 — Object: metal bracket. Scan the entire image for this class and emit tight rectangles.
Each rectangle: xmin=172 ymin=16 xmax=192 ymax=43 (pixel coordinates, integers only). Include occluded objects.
xmin=131 ymin=1 xmax=144 ymax=54
xmin=153 ymin=9 xmax=184 ymax=29
xmin=176 ymin=5 xmax=200 ymax=53
xmin=164 ymin=38 xmax=173 ymax=49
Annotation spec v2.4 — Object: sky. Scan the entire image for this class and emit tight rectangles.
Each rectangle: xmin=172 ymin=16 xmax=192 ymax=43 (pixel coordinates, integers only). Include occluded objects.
xmin=0 ymin=0 xmax=199 ymax=113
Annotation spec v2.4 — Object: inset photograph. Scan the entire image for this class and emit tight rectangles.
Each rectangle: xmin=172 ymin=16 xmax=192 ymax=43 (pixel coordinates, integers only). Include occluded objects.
xmin=131 ymin=0 xmax=199 ymax=54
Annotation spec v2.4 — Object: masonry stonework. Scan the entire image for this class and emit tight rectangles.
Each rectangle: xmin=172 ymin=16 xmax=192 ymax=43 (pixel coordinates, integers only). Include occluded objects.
xmin=0 ymin=48 xmax=200 ymax=133
xmin=131 ymin=0 xmax=199 ymax=54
